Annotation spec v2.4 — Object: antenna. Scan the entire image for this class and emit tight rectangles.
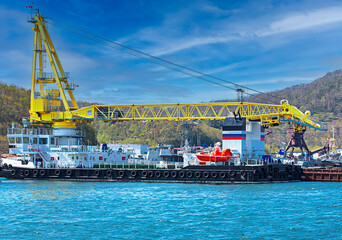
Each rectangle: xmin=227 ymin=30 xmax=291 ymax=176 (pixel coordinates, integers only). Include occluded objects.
xmin=26 ymin=0 xmax=39 ymax=23
xmin=236 ymin=88 xmax=244 ymax=103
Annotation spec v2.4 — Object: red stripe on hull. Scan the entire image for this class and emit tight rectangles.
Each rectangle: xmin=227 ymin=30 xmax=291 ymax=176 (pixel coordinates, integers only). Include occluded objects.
xmin=222 ymin=137 xmax=246 ymax=140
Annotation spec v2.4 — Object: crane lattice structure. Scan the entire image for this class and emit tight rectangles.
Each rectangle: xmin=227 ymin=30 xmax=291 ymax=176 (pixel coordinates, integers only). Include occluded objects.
xmin=28 ymin=12 xmax=327 ymax=142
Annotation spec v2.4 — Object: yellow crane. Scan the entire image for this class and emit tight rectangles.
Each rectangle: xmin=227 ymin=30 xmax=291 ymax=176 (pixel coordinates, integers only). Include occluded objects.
xmin=28 ymin=13 xmax=327 ymax=136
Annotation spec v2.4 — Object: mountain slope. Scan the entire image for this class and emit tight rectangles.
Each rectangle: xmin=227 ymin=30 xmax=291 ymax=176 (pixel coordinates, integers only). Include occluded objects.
xmin=0 ymin=83 xmax=30 ymax=152
xmin=246 ymin=70 xmax=342 ymax=152
xmin=248 ymin=70 xmax=342 ymax=121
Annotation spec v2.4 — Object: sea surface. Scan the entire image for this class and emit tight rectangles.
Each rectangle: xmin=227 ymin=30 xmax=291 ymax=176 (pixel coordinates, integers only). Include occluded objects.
xmin=0 ymin=179 xmax=341 ymax=240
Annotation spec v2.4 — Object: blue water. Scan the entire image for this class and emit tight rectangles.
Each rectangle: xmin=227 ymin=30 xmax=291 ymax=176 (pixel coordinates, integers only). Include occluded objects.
xmin=0 ymin=180 xmax=341 ymax=240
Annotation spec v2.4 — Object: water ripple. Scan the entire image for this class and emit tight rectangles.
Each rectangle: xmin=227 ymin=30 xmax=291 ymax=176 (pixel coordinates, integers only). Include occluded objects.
xmin=0 ymin=181 xmax=341 ymax=239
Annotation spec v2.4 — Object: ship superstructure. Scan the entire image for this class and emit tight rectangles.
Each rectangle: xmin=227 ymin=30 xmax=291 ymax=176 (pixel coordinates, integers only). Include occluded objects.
xmin=222 ymin=118 xmax=265 ymax=161
xmin=6 ymin=125 xmax=131 ymax=169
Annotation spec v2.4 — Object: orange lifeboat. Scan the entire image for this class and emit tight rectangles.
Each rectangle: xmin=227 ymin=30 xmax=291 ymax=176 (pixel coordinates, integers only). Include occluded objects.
xmin=195 ymin=148 xmax=231 ymax=162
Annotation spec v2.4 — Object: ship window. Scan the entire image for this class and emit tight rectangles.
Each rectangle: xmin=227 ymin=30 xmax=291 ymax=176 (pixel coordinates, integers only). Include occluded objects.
xmin=8 ymin=137 xmax=15 ymax=144
xmin=33 ymin=138 xmax=38 ymax=144
xmin=39 ymin=138 xmax=47 ymax=144
xmin=72 ymin=156 xmax=74 ymax=160
xmin=23 ymin=137 xmax=29 ymax=144
xmin=50 ymin=138 xmax=55 ymax=145
xmin=16 ymin=137 xmax=22 ymax=144
xmin=57 ymin=157 xmax=60 ymax=160
xmin=76 ymin=156 xmax=79 ymax=160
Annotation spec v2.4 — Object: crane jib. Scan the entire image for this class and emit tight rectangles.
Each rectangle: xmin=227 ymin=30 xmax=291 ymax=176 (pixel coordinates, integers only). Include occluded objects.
xmin=27 ymin=13 xmax=327 ymax=133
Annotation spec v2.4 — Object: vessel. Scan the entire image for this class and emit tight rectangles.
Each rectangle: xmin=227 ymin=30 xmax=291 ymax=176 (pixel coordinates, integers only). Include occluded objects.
xmin=0 ymin=9 xmax=327 ymax=183
xmin=301 ymin=167 xmax=342 ymax=182
xmin=0 ymin=120 xmax=302 ymax=183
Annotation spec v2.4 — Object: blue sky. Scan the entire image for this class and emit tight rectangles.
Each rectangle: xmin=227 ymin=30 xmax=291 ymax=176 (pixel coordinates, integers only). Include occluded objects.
xmin=1 ymin=0 xmax=342 ymax=104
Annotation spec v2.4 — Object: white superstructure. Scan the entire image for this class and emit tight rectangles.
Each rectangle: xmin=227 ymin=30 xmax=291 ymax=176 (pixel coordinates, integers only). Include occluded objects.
xmin=222 ymin=118 xmax=265 ymax=161
xmin=3 ymin=126 xmax=131 ymax=169
xmin=108 ymin=144 xmax=148 ymax=158
xmin=147 ymin=144 xmax=173 ymax=162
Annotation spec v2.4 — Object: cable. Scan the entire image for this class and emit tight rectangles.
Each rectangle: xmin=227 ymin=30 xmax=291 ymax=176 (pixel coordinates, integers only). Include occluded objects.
xmin=48 ymin=20 xmax=278 ymax=103
xmin=49 ymin=22 xmax=239 ymax=92
xmin=46 ymin=17 xmax=280 ymax=104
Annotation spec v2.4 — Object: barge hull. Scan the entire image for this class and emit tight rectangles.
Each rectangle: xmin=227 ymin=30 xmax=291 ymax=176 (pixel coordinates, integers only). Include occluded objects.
xmin=0 ymin=164 xmax=302 ymax=183
xmin=301 ymin=168 xmax=342 ymax=182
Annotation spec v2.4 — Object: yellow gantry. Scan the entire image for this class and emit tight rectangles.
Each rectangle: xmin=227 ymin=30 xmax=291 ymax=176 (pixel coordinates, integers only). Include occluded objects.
xmin=73 ymin=101 xmax=326 ymax=130
xmin=28 ymin=13 xmax=327 ymax=132
xmin=38 ymin=101 xmax=325 ymax=131
xmin=30 ymin=14 xmax=78 ymax=127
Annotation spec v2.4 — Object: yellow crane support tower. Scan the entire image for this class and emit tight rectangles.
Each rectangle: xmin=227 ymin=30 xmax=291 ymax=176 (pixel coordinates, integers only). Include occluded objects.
xmin=28 ymin=13 xmax=327 ymax=135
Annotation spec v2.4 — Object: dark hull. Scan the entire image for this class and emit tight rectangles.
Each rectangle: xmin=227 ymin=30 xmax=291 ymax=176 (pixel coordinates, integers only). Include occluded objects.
xmin=0 ymin=164 xmax=302 ymax=183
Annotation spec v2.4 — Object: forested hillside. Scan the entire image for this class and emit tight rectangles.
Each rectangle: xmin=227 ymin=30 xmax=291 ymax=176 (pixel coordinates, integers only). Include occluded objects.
xmin=248 ymin=70 xmax=342 ymax=120
xmin=93 ymin=120 xmax=221 ymax=147
xmin=246 ymin=70 xmax=342 ymax=152
xmin=0 ymin=83 xmax=30 ymax=153
xmin=0 ymin=70 xmax=340 ymax=153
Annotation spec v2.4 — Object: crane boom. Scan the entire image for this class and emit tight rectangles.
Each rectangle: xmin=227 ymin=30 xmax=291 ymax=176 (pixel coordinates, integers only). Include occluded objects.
xmin=52 ymin=102 xmax=324 ymax=130
xmin=28 ymin=13 xmax=327 ymax=133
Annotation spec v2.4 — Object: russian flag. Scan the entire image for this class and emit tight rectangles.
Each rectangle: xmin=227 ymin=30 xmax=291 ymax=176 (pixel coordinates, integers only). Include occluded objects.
xmin=261 ymin=132 xmax=265 ymax=141
xmin=193 ymin=122 xmax=198 ymax=127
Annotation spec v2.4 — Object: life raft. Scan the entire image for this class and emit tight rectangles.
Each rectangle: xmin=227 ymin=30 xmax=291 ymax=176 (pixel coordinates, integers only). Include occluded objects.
xmin=195 ymin=148 xmax=231 ymax=162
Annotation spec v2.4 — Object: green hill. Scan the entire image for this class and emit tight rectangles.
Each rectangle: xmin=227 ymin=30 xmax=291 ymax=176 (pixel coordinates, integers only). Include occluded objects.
xmin=93 ymin=120 xmax=221 ymax=147
xmin=246 ymin=70 xmax=342 ymax=152
xmin=0 ymin=83 xmax=30 ymax=153
xmin=248 ymin=70 xmax=342 ymax=121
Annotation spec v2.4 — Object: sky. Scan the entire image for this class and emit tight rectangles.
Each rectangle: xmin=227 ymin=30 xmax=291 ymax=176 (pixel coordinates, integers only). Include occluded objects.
xmin=1 ymin=0 xmax=342 ymax=105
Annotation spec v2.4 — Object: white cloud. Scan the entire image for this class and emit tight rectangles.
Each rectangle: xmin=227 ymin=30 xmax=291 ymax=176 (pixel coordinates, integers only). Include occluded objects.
xmin=0 ymin=6 xmax=28 ymax=28
xmin=238 ymin=76 xmax=313 ymax=86
xmin=200 ymin=4 xmax=240 ymax=16
xmin=161 ymin=62 xmax=243 ymax=82
xmin=205 ymin=62 xmax=242 ymax=75
xmin=117 ymin=7 xmax=241 ymax=57
xmin=150 ymin=35 xmax=238 ymax=56
xmin=124 ymin=5 xmax=342 ymax=57
xmin=57 ymin=51 xmax=98 ymax=73
xmin=5 ymin=50 xmax=31 ymax=67
xmin=258 ymin=6 xmax=342 ymax=36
